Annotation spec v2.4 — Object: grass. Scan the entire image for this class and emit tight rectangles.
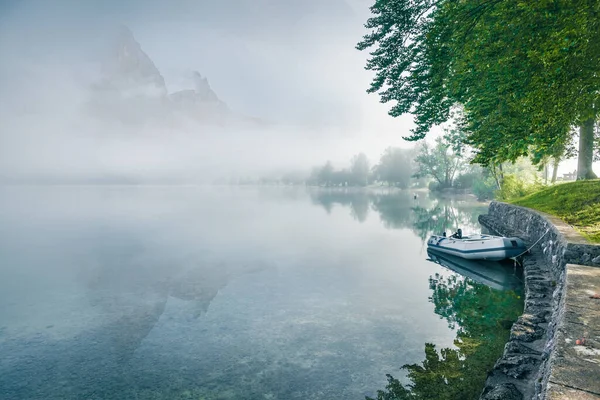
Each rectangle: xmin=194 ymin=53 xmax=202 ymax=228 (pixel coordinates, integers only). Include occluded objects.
xmin=509 ymin=180 xmax=600 ymax=243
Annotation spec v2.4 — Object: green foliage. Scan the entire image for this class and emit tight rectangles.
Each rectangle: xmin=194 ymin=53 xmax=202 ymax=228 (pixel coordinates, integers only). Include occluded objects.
xmin=357 ymin=0 xmax=600 ymax=177
xmin=373 ymin=147 xmax=414 ymax=188
xmin=495 ymin=175 xmax=530 ymax=201
xmin=309 ymin=157 xmax=368 ymax=187
xmin=427 ymin=181 xmax=439 ymax=192
xmin=451 ymin=164 xmax=498 ymax=200
xmin=471 ymin=175 xmax=497 ymax=202
xmin=453 ymin=170 xmax=479 ymax=190
xmin=495 ymin=174 xmax=546 ymax=202
xmin=511 ymin=180 xmax=600 ymax=242
xmin=368 ymin=274 xmax=523 ymax=400
xmin=414 ymin=137 xmax=463 ymax=189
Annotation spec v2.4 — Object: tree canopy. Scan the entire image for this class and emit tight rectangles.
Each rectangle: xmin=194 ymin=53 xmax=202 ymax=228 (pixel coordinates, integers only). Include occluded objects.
xmin=373 ymin=147 xmax=414 ymax=187
xmin=414 ymin=137 xmax=463 ymax=189
xmin=357 ymin=0 xmax=600 ymax=179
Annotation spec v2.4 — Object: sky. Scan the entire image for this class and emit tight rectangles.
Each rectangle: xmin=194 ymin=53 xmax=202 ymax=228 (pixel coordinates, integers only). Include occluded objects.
xmin=0 ymin=0 xmax=594 ymax=181
xmin=0 ymin=0 xmax=424 ymax=182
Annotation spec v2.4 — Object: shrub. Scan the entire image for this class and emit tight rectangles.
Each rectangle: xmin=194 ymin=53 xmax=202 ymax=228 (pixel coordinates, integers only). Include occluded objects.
xmin=496 ymin=174 xmax=546 ymax=201
xmin=428 ymin=181 xmax=440 ymax=191
xmin=454 ymin=171 xmax=479 ymax=189
xmin=472 ymin=175 xmax=498 ymax=201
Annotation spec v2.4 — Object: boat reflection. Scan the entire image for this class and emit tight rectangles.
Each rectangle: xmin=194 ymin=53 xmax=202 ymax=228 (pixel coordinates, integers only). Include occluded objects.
xmin=426 ymin=248 xmax=522 ymax=291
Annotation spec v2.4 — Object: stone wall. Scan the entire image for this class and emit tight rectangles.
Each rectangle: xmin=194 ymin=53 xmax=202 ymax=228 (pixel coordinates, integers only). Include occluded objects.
xmin=477 ymin=201 xmax=599 ymax=400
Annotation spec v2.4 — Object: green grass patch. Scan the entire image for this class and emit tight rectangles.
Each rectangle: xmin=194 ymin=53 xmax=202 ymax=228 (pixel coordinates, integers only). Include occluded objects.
xmin=509 ymin=180 xmax=600 ymax=243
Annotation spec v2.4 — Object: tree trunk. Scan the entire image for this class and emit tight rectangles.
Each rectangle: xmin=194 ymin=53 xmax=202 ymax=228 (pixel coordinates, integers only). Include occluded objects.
xmin=491 ymin=163 xmax=504 ymax=189
xmin=577 ymin=119 xmax=598 ymax=180
xmin=551 ymin=157 xmax=559 ymax=183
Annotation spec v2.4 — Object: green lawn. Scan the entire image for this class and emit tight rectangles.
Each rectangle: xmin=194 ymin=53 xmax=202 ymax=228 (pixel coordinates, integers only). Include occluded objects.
xmin=509 ymin=180 xmax=600 ymax=243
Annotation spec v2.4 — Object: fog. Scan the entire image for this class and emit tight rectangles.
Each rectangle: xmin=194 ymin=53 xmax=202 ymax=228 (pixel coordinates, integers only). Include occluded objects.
xmin=0 ymin=0 xmax=419 ymax=184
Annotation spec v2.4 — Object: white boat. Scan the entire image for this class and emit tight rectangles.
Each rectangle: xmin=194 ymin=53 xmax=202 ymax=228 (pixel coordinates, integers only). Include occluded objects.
xmin=426 ymin=230 xmax=526 ymax=261
xmin=426 ymin=249 xmax=522 ymax=291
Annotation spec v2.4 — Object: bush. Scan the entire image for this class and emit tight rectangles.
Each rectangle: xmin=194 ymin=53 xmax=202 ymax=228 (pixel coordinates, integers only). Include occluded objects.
xmin=454 ymin=171 xmax=478 ymax=189
xmin=496 ymin=174 xmax=546 ymax=201
xmin=428 ymin=181 xmax=440 ymax=191
xmin=472 ymin=175 xmax=498 ymax=201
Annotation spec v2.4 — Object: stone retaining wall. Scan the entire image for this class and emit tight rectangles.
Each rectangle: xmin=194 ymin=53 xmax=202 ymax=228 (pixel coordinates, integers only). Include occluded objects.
xmin=477 ymin=201 xmax=600 ymax=400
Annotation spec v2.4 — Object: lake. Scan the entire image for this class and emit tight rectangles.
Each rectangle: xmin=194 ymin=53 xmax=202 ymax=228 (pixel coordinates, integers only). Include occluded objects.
xmin=0 ymin=186 xmax=523 ymax=400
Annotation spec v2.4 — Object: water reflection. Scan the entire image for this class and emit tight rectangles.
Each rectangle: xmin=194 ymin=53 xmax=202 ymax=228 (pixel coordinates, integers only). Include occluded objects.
xmin=427 ymin=249 xmax=522 ymax=292
xmin=309 ymin=188 xmax=371 ymax=222
xmin=367 ymin=257 xmax=523 ymax=400
xmin=308 ymin=189 xmax=524 ymax=400
xmin=309 ymin=189 xmax=486 ymax=241
xmin=0 ymin=186 xmax=519 ymax=400
xmin=82 ymin=230 xmax=270 ymax=368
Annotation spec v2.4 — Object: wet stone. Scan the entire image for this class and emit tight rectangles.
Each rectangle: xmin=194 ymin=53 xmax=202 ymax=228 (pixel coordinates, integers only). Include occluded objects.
xmin=504 ymin=341 xmax=542 ymax=356
xmin=527 ymin=282 xmax=552 ymax=292
xmin=494 ymin=354 xmax=540 ymax=379
xmin=517 ymin=312 xmax=548 ymax=325
xmin=480 ymin=383 xmax=523 ymax=400
xmin=524 ymin=298 xmax=551 ymax=309
xmin=525 ymin=275 xmax=549 ymax=283
xmin=526 ymin=291 xmax=549 ymax=300
xmin=511 ymin=320 xmax=545 ymax=343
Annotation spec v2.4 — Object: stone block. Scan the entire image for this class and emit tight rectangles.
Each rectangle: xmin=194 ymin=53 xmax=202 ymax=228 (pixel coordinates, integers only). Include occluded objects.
xmin=481 ymin=383 xmax=523 ymax=400
xmin=546 ymin=382 xmax=600 ymax=399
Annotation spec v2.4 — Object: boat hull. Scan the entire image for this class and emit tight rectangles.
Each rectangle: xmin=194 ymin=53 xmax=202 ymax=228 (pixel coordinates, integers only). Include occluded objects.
xmin=427 ymin=234 xmax=526 ymax=261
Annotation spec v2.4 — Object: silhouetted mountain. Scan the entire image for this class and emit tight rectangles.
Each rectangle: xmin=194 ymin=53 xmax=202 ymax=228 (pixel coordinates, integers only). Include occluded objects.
xmin=89 ymin=27 xmax=266 ymax=128
xmin=98 ymin=25 xmax=168 ymax=98
xmin=170 ymin=71 xmax=230 ymax=124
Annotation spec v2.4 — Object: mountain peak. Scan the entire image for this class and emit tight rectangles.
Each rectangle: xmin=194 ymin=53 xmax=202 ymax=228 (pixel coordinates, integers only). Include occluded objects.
xmin=191 ymin=71 xmax=220 ymax=103
xmin=100 ymin=25 xmax=167 ymax=98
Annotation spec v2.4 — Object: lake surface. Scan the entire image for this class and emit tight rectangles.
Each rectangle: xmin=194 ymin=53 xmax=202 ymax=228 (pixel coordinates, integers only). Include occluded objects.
xmin=0 ymin=186 xmax=523 ymax=400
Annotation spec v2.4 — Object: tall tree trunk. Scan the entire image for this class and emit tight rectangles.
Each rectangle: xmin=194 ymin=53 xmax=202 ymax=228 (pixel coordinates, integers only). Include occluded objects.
xmin=551 ymin=157 xmax=560 ymax=183
xmin=490 ymin=163 xmax=501 ymax=189
xmin=492 ymin=163 xmax=505 ymax=189
xmin=577 ymin=119 xmax=598 ymax=180
xmin=543 ymin=163 xmax=548 ymax=184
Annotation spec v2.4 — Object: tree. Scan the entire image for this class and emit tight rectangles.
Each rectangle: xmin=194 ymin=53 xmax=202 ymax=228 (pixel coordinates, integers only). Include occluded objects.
xmin=351 ymin=153 xmax=370 ymax=186
xmin=357 ymin=0 xmax=600 ymax=180
xmin=318 ymin=161 xmax=334 ymax=186
xmin=414 ymin=137 xmax=463 ymax=189
xmin=373 ymin=147 xmax=414 ymax=188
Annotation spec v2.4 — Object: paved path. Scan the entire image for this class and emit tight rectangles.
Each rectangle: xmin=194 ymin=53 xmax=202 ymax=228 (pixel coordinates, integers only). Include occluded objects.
xmin=547 ymin=264 xmax=600 ymax=399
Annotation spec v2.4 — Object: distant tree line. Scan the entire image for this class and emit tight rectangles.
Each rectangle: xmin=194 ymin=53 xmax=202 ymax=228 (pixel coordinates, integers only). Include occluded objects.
xmin=223 ymin=135 xmax=549 ymax=202
xmin=306 ymin=148 xmax=417 ymax=188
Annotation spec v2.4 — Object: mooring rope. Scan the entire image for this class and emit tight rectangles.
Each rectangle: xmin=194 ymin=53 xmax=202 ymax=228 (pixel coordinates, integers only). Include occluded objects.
xmin=511 ymin=228 xmax=552 ymax=266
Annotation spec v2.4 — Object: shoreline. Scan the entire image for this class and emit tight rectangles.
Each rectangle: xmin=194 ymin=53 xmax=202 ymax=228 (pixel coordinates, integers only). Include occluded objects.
xmin=478 ymin=202 xmax=600 ymax=399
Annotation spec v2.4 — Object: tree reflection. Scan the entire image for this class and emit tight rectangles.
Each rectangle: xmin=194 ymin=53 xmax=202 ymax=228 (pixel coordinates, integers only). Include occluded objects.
xmin=410 ymin=202 xmax=482 ymax=242
xmin=308 ymin=188 xmax=485 ymax=239
xmin=309 ymin=189 xmax=371 ymax=222
xmin=368 ymin=275 xmax=523 ymax=400
xmin=307 ymin=189 xmax=521 ymax=399
xmin=370 ymin=191 xmax=415 ymax=229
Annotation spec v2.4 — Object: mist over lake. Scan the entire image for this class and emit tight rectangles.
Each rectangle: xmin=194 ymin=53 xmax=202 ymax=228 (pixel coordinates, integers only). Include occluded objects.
xmin=0 ymin=186 xmax=522 ymax=399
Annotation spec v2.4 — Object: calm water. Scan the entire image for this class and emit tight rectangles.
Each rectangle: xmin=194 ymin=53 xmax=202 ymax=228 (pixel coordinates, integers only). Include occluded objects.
xmin=0 ymin=186 xmax=523 ymax=400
